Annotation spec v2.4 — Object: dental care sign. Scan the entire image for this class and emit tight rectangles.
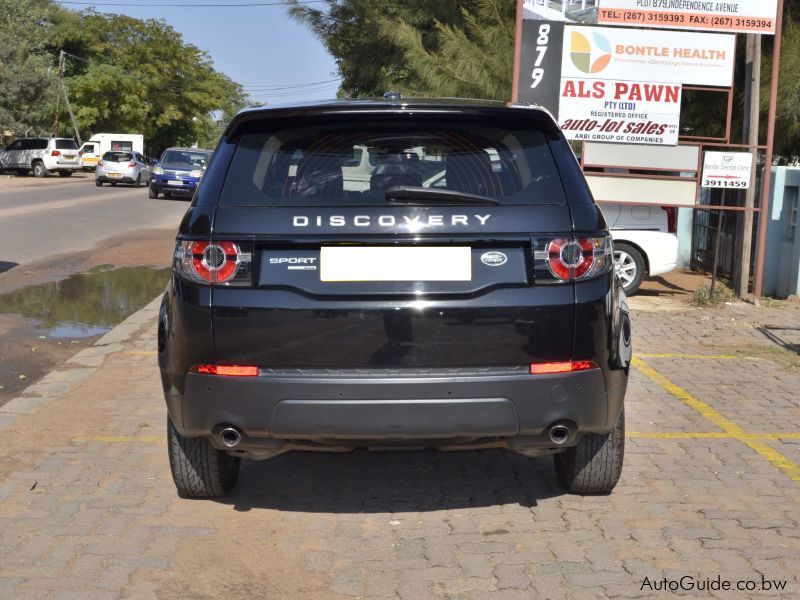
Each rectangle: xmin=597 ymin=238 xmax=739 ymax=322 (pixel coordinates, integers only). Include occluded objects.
xmin=701 ymin=151 xmax=753 ymax=189
xmin=562 ymin=25 xmax=735 ymax=87
xmin=598 ymin=0 xmax=778 ymax=35
xmin=559 ymin=79 xmax=681 ymax=145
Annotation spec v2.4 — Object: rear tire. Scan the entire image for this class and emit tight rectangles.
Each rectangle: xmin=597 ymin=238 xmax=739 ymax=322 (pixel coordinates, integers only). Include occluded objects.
xmin=167 ymin=417 xmax=240 ymax=498
xmin=555 ymin=405 xmax=624 ymax=495
xmin=613 ymin=243 xmax=646 ymax=296
xmin=134 ymin=174 xmax=142 ymax=188
xmin=95 ymin=180 xmax=103 ymax=187
xmin=148 ymin=186 xmax=158 ymax=199
xmin=32 ymin=162 xmax=46 ymax=178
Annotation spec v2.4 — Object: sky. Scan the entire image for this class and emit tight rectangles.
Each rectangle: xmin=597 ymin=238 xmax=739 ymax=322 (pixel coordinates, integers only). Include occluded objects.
xmin=56 ymin=1 xmax=340 ymax=104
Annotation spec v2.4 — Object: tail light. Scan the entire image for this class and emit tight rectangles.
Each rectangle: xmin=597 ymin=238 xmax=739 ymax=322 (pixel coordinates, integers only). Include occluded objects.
xmin=174 ymin=240 xmax=252 ymax=286
xmin=128 ymin=161 xmax=137 ymax=168
xmin=532 ymin=235 xmax=613 ymax=282
xmin=51 ymin=150 xmax=60 ymax=157
xmin=97 ymin=160 xmax=104 ymax=167
xmin=661 ymin=206 xmax=677 ymax=233
xmin=192 ymin=364 xmax=258 ymax=377
xmin=530 ymin=361 xmax=598 ymax=375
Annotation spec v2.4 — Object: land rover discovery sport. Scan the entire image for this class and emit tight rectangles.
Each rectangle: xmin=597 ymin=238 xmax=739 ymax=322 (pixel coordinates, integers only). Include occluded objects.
xmin=158 ymin=99 xmax=632 ymax=498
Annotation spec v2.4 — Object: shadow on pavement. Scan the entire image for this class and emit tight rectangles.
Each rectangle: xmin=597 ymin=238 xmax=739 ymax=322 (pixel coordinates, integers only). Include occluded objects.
xmin=758 ymin=325 xmax=800 ymax=354
xmin=216 ymin=449 xmax=563 ymax=512
xmin=0 ymin=261 xmax=18 ymax=274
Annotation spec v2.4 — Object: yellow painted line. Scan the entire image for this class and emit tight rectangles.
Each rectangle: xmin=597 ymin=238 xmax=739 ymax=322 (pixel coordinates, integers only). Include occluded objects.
xmin=632 ymin=356 xmax=800 ymax=483
xmin=629 ymin=432 xmax=800 ymax=440
xmin=638 ymin=353 xmax=747 ymax=360
xmin=742 ymin=441 xmax=800 ymax=481
xmin=632 ymin=356 xmax=746 ymax=434
xmin=73 ymin=435 xmax=160 ymax=443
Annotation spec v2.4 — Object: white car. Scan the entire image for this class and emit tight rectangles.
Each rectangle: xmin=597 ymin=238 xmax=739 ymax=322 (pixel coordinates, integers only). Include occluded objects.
xmin=599 ymin=203 xmax=680 ymax=295
xmin=0 ymin=137 xmax=80 ymax=177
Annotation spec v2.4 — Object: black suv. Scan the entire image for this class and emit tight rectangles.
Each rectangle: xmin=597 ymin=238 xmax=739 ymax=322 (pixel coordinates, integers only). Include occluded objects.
xmin=158 ymin=99 xmax=631 ymax=498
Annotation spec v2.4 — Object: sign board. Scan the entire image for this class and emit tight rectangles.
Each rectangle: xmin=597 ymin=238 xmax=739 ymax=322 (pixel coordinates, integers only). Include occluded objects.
xmin=583 ymin=142 xmax=700 ymax=172
xmin=559 ymin=78 xmax=681 ymax=145
xmin=561 ymin=25 xmax=735 ymax=87
xmin=586 ymin=174 xmax=697 ymax=206
xmin=701 ymin=152 xmax=754 ymax=189
xmin=597 ymin=0 xmax=778 ymax=35
xmin=524 ymin=0 xmax=598 ymax=23
xmin=517 ymin=20 xmax=565 ymax=112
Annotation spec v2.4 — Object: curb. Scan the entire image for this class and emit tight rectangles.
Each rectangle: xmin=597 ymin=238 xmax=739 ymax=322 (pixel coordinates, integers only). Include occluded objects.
xmin=0 ymin=294 xmax=162 ymax=433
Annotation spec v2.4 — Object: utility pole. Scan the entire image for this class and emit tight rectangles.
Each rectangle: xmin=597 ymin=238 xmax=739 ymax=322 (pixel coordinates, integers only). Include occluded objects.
xmin=736 ymin=34 xmax=761 ymax=297
xmin=753 ymin=0 xmax=785 ymax=302
xmin=58 ymin=50 xmax=82 ymax=145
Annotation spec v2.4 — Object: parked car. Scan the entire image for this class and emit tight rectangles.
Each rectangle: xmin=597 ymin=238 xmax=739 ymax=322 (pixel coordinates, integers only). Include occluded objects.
xmin=78 ymin=133 xmax=145 ymax=170
xmin=0 ymin=138 xmax=80 ymax=177
xmin=599 ymin=203 xmax=680 ymax=295
xmin=149 ymin=147 xmax=212 ymax=199
xmin=95 ymin=151 xmax=152 ymax=187
xmin=158 ymin=99 xmax=632 ymax=498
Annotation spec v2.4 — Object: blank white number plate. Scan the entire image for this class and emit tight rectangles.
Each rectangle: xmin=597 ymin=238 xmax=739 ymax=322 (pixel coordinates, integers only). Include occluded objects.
xmin=320 ymin=246 xmax=471 ymax=282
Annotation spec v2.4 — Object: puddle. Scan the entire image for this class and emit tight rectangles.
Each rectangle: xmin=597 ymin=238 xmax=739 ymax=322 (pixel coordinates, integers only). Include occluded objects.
xmin=0 ymin=266 xmax=170 ymax=338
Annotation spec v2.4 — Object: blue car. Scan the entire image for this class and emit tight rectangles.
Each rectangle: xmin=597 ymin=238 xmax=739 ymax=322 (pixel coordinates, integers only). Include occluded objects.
xmin=149 ymin=147 xmax=213 ymax=200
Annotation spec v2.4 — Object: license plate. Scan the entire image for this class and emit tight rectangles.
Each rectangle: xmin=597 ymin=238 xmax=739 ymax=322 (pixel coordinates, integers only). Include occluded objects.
xmin=108 ymin=173 xmax=122 ymax=178
xmin=64 ymin=155 xmax=74 ymax=159
xmin=320 ymin=246 xmax=471 ymax=282
xmin=168 ymin=180 xmax=183 ymax=186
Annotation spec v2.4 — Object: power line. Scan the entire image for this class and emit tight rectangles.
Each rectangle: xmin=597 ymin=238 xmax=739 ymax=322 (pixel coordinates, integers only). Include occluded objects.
xmin=242 ymin=78 xmax=341 ymax=91
xmin=57 ymin=0 xmax=327 ymax=6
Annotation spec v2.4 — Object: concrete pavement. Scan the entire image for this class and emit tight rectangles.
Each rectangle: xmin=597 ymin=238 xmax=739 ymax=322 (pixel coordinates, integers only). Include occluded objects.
xmin=0 ymin=297 xmax=799 ymax=598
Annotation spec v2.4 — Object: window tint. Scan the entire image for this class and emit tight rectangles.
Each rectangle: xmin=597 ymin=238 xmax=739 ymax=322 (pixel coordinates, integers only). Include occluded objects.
xmin=24 ymin=139 xmax=48 ymax=150
xmin=161 ymin=150 xmax=210 ymax=168
xmin=103 ymin=152 xmax=133 ymax=162
xmin=5 ymin=141 xmax=21 ymax=151
xmin=55 ymin=139 xmax=78 ymax=150
xmin=83 ymin=144 xmax=96 ymax=153
xmin=220 ymin=118 xmax=566 ymax=206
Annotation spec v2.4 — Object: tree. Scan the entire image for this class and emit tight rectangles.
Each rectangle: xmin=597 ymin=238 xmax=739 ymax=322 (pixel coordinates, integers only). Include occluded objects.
xmin=286 ymin=0 xmax=489 ymax=97
xmin=0 ymin=0 xmax=61 ymax=137
xmin=50 ymin=10 xmax=244 ymax=154
xmin=384 ymin=0 xmax=515 ymax=100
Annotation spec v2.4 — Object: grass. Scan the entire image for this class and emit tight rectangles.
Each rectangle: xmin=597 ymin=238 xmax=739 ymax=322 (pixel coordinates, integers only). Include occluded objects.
xmin=690 ymin=282 xmax=735 ymax=307
xmin=736 ymin=344 xmax=800 ymax=373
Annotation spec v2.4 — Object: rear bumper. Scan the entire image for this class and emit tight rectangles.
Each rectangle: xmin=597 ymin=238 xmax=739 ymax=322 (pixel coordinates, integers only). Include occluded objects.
xmin=169 ymin=367 xmax=614 ymax=444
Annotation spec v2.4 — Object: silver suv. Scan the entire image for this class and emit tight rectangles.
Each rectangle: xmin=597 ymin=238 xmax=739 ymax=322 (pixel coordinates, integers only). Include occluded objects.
xmin=0 ymin=138 xmax=81 ymax=177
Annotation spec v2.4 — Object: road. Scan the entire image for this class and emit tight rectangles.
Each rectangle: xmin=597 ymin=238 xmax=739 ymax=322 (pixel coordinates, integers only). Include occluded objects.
xmin=0 ymin=173 xmax=188 ymax=269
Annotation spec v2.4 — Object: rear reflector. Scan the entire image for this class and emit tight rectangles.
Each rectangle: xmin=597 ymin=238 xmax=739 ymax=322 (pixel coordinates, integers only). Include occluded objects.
xmin=193 ymin=365 xmax=259 ymax=377
xmin=530 ymin=361 xmax=598 ymax=375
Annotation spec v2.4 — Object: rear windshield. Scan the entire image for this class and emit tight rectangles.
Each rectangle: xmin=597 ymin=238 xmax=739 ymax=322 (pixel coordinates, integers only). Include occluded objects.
xmin=220 ymin=117 xmax=566 ymax=206
xmin=161 ymin=150 xmax=210 ymax=168
xmin=55 ymin=139 xmax=78 ymax=150
xmin=103 ymin=152 xmax=133 ymax=162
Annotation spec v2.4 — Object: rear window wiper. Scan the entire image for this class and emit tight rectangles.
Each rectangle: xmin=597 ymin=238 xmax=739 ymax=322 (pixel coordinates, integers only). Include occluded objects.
xmin=385 ymin=186 xmax=501 ymax=206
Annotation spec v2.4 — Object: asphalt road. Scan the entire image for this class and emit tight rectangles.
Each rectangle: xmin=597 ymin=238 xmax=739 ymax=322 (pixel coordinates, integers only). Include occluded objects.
xmin=0 ymin=172 xmax=188 ymax=268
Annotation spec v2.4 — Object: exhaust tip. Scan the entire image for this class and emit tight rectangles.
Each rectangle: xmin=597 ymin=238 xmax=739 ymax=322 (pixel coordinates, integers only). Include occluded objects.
xmin=548 ymin=423 xmax=572 ymax=446
xmin=217 ymin=426 xmax=242 ymax=448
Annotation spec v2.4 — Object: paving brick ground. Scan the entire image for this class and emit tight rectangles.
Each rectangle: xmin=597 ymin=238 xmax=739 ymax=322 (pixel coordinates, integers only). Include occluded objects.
xmin=0 ymin=297 xmax=799 ymax=598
